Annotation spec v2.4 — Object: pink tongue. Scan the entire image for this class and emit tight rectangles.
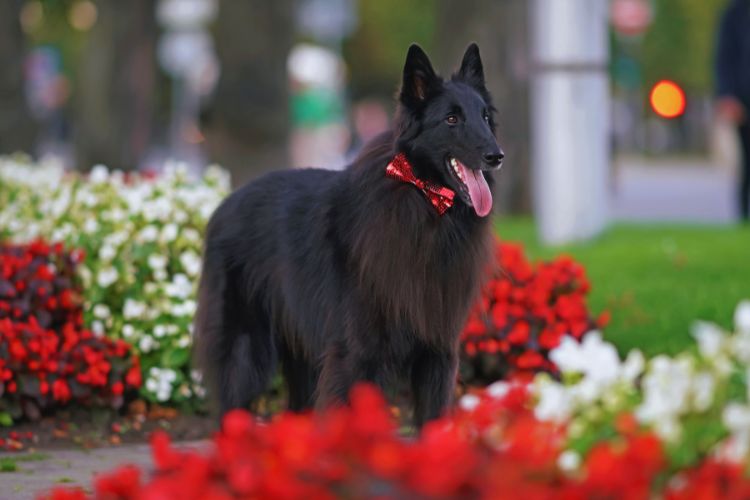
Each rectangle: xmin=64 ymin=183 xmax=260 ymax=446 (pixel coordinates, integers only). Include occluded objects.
xmin=458 ymin=161 xmax=492 ymax=217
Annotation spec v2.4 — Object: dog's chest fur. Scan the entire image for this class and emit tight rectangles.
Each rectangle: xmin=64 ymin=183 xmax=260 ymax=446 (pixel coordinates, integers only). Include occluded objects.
xmin=343 ymin=184 xmax=494 ymax=346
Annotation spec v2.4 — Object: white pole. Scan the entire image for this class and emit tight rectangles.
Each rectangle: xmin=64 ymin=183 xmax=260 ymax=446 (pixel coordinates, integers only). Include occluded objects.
xmin=531 ymin=0 xmax=611 ymax=245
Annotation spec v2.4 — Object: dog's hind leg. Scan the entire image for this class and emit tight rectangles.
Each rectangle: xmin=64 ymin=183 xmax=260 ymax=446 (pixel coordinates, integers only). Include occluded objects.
xmin=217 ymin=308 xmax=277 ymax=416
xmin=281 ymin=342 xmax=319 ymax=412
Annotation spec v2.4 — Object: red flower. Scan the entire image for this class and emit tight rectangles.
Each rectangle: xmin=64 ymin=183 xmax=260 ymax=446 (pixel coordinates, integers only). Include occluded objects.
xmin=0 ymin=242 xmax=140 ymax=421
xmin=516 ymin=350 xmax=545 ymax=370
xmin=151 ymin=431 xmax=182 ymax=471
xmin=94 ymin=464 xmax=142 ymax=498
xmin=222 ymin=409 xmax=254 ymax=439
xmin=126 ymin=364 xmax=142 ymax=388
xmin=41 ymin=382 xmax=750 ymax=500
xmin=460 ymin=240 xmax=605 ymax=382
xmin=111 ymin=381 xmax=124 ymax=396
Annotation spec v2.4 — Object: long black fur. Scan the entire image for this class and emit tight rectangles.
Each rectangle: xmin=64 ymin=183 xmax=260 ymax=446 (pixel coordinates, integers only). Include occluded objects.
xmin=194 ymin=43 xmax=504 ymax=427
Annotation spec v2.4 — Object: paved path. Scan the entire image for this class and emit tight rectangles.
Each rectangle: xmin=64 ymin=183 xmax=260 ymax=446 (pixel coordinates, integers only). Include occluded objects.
xmin=612 ymin=158 xmax=737 ymax=223
xmin=0 ymin=441 xmax=209 ymax=500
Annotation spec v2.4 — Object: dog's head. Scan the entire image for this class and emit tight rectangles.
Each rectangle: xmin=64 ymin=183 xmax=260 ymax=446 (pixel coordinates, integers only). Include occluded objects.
xmin=395 ymin=43 xmax=503 ymax=217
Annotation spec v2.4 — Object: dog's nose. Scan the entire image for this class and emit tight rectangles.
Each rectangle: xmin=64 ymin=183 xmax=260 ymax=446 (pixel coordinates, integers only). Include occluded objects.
xmin=483 ymin=151 xmax=504 ymax=167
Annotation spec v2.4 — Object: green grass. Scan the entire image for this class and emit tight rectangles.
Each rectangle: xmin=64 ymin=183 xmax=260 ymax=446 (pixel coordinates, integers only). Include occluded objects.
xmin=0 ymin=459 xmax=18 ymax=472
xmin=0 ymin=453 xmax=50 ymax=474
xmin=495 ymin=218 xmax=750 ymax=357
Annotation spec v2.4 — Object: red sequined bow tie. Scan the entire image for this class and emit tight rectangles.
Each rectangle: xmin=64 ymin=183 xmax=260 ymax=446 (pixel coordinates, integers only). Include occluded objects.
xmin=385 ymin=153 xmax=455 ymax=215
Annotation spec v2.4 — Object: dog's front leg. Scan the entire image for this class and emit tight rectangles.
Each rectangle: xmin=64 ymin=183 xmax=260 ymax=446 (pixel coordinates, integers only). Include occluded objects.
xmin=411 ymin=346 xmax=459 ymax=429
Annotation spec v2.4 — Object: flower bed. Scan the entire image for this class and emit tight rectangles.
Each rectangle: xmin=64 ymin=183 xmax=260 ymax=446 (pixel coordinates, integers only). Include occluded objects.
xmin=0 ymin=241 xmax=140 ymax=423
xmin=532 ymin=300 xmax=750 ymax=471
xmin=42 ymin=302 xmax=750 ymax=499
xmin=0 ymin=158 xmax=228 ymax=405
xmin=44 ymin=382 xmax=750 ymax=499
xmin=460 ymin=241 xmax=607 ymax=383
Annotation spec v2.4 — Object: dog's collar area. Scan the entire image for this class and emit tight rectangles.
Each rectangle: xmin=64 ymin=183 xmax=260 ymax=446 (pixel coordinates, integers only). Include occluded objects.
xmin=385 ymin=153 xmax=455 ymax=215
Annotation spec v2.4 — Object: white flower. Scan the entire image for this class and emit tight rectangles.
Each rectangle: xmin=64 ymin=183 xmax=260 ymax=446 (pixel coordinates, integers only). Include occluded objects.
xmin=534 ymin=381 xmax=573 ymax=422
xmin=183 ymin=228 xmax=201 ymax=242
xmin=718 ymin=434 xmax=750 ymax=463
xmin=93 ymin=304 xmax=110 ymax=319
xmin=621 ymin=350 xmax=645 ymax=383
xmin=122 ymin=324 xmax=135 ymax=338
xmin=459 ymin=394 xmax=480 ymax=411
xmin=89 ymin=165 xmax=109 ymax=184
xmin=166 ymin=274 xmax=192 ymax=299
xmin=156 ymin=385 xmax=172 ymax=402
xmin=123 ymin=299 xmax=147 ymax=319
xmin=148 ymin=254 xmax=168 ymax=271
xmin=139 ymin=225 xmax=159 ymax=242
xmin=139 ymin=335 xmax=155 ymax=352
xmin=179 ymin=251 xmax=202 ymax=277
xmin=172 ymin=299 xmax=196 ymax=316
xmin=91 ymin=320 xmax=105 ymax=337
xmin=161 ymin=223 xmax=178 ymax=242
xmin=97 ymin=267 xmax=118 ymax=288
xmin=162 ymin=369 xmax=177 ymax=383
xmin=83 ymin=218 xmax=99 ymax=234
xmin=551 ymin=332 xmax=620 ymax=386
xmin=635 ymin=356 xmax=692 ymax=431
xmin=108 ymin=208 xmax=126 ymax=222
xmin=732 ymin=330 xmax=750 ymax=364
xmin=173 ymin=210 xmax=188 ymax=224
xmin=146 ymin=367 xmax=178 ymax=401
xmin=691 ymin=371 xmax=715 ymax=412
xmin=154 ymin=325 xmax=167 ymax=338
xmin=723 ymin=403 xmax=750 ymax=432
xmin=653 ymin=417 xmax=681 ymax=442
xmin=691 ymin=321 xmax=726 ymax=358
xmin=557 ymin=450 xmax=581 ymax=472
xmin=145 ymin=198 xmax=172 ymax=221
xmin=177 ymin=335 xmax=191 ymax=348
xmin=80 ymin=191 xmax=98 ymax=208
xmin=99 ymin=245 xmax=117 ymax=261
xmin=200 ymin=203 xmax=215 ymax=220
xmin=487 ymin=381 xmax=510 ymax=399
xmin=193 ymin=384 xmax=207 ymax=398
xmin=735 ymin=301 xmax=750 ymax=335
xmin=146 ymin=378 xmax=159 ymax=394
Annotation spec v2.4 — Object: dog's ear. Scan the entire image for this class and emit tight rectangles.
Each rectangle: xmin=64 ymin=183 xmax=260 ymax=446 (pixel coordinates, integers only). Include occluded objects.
xmin=457 ymin=43 xmax=486 ymax=91
xmin=400 ymin=44 xmax=439 ymax=107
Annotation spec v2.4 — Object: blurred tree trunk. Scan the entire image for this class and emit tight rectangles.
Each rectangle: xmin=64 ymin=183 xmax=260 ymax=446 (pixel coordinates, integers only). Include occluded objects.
xmin=203 ymin=0 xmax=293 ymax=187
xmin=0 ymin=0 xmax=36 ymax=155
xmin=74 ymin=0 xmax=157 ymax=171
xmin=436 ymin=0 xmax=531 ymax=214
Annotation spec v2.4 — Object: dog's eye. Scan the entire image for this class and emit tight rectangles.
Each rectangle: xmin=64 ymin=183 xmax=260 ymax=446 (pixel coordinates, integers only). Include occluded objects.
xmin=445 ymin=115 xmax=458 ymax=125
xmin=483 ymin=112 xmax=490 ymax=122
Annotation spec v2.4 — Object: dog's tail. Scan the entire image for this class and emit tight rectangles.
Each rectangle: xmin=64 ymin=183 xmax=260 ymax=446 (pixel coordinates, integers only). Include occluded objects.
xmin=193 ymin=241 xmax=230 ymax=415
xmin=193 ymin=229 xmax=277 ymax=417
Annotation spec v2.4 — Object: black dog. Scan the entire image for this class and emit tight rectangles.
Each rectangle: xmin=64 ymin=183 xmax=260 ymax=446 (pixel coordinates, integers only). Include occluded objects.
xmin=194 ymin=43 xmax=503 ymax=427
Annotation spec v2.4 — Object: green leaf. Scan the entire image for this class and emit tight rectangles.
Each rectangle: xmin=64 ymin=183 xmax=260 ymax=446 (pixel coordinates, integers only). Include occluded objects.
xmin=161 ymin=348 xmax=190 ymax=369
xmin=0 ymin=411 xmax=13 ymax=427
